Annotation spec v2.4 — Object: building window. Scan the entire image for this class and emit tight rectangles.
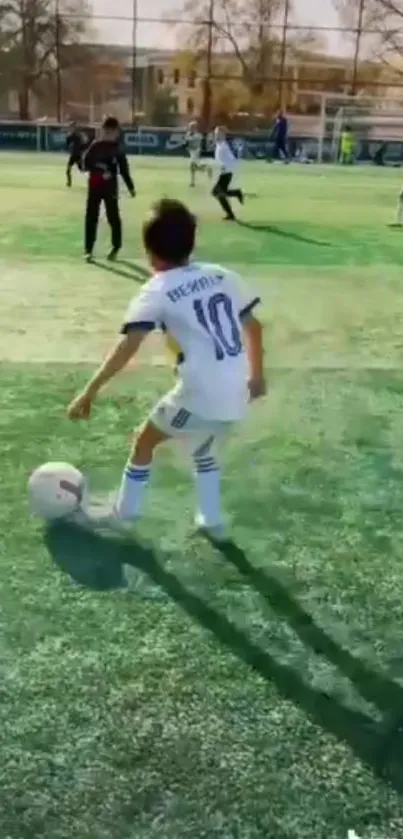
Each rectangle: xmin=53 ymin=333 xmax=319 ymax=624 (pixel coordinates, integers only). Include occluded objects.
xmin=187 ymin=97 xmax=194 ymax=114
xmin=157 ymin=68 xmax=164 ymax=85
xmin=188 ymin=71 xmax=196 ymax=88
xmin=173 ymin=68 xmax=180 ymax=85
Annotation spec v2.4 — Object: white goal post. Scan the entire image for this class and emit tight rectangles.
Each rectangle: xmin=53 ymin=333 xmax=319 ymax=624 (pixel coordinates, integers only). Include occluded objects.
xmin=292 ymin=91 xmax=403 ymax=163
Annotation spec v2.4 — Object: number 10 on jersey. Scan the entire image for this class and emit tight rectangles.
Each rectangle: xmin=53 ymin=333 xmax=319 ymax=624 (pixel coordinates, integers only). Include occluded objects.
xmin=193 ymin=292 xmax=243 ymax=360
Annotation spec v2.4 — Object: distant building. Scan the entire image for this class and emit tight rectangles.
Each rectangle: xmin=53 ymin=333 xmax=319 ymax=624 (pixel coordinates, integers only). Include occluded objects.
xmin=1 ymin=42 xmax=403 ymax=125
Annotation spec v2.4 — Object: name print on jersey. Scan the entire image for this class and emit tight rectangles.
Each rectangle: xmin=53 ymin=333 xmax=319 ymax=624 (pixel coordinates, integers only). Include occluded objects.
xmin=166 ymin=273 xmax=224 ymax=304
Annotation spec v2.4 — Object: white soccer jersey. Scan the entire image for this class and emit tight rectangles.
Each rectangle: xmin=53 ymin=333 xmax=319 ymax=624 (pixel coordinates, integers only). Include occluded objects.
xmin=215 ymin=140 xmax=237 ymax=174
xmin=122 ymin=262 xmax=260 ymax=421
xmin=186 ymin=131 xmax=202 ymax=156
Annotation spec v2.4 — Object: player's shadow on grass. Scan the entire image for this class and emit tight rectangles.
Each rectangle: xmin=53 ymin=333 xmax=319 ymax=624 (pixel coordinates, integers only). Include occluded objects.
xmin=93 ymin=259 xmax=149 ymax=284
xmin=46 ymin=521 xmax=403 ymax=796
xmin=237 ymin=220 xmax=331 ymax=247
xmin=118 ymin=260 xmax=151 ymax=279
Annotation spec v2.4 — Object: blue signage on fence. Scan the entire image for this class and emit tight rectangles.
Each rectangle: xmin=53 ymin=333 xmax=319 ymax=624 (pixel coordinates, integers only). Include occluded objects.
xmin=0 ymin=123 xmax=39 ymax=150
xmin=1 ymin=121 xmax=403 ymax=163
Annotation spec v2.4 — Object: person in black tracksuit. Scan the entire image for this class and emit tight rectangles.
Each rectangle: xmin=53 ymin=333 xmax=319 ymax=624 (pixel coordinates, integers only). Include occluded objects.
xmin=66 ymin=122 xmax=87 ymax=187
xmin=82 ymin=116 xmax=135 ymax=263
xmin=268 ymin=110 xmax=289 ymax=163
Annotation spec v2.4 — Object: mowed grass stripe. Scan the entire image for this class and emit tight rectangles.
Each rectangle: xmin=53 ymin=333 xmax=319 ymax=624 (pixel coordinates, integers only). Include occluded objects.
xmin=1 ymin=261 xmax=403 ymax=368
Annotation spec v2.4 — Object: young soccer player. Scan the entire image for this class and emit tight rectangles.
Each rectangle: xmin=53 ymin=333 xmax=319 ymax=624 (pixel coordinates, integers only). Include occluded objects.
xmin=186 ymin=120 xmax=212 ymax=187
xmin=67 ymin=198 xmax=265 ymax=541
xmin=82 ymin=116 xmax=135 ymax=262
xmin=212 ymin=126 xmax=244 ymax=221
xmin=66 ymin=121 xmax=87 ymax=187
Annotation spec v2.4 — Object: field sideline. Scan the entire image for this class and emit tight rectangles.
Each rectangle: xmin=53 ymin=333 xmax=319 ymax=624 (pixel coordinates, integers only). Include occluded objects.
xmin=1 ymin=154 xmax=403 ymax=839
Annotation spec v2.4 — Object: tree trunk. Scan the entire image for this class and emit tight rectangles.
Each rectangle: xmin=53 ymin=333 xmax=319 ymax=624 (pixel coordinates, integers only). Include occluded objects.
xmin=18 ymin=85 xmax=31 ymax=120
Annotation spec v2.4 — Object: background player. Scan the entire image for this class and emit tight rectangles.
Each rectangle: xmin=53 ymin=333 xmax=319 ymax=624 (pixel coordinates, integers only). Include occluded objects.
xmin=66 ymin=121 xmax=87 ymax=187
xmin=82 ymin=116 xmax=135 ymax=262
xmin=67 ymin=198 xmax=265 ymax=541
xmin=269 ymin=109 xmax=289 ymax=163
xmin=186 ymin=120 xmax=212 ymax=187
xmin=339 ymin=125 xmax=356 ymax=165
xmin=212 ymin=125 xmax=244 ymax=221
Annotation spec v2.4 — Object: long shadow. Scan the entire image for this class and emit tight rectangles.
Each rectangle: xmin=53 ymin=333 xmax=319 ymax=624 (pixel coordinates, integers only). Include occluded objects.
xmin=237 ymin=220 xmax=331 ymax=247
xmin=217 ymin=541 xmax=403 ymax=717
xmin=118 ymin=259 xmax=151 ymax=279
xmin=93 ymin=259 xmax=146 ymax=283
xmin=45 ymin=522 xmax=403 ymax=793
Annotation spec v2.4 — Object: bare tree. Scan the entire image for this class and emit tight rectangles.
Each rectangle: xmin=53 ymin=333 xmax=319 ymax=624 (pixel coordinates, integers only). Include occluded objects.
xmin=335 ymin=0 xmax=403 ymax=79
xmin=0 ymin=0 xmax=92 ymax=119
xmin=169 ymin=0 xmax=322 ymax=123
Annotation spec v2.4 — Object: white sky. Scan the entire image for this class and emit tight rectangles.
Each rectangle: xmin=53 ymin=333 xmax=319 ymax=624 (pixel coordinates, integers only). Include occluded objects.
xmin=91 ymin=0 xmax=350 ymax=56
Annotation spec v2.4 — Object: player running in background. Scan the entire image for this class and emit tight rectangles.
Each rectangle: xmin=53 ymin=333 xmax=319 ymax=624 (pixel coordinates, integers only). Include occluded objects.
xmin=82 ymin=116 xmax=135 ymax=263
xmin=212 ymin=126 xmax=244 ymax=221
xmin=66 ymin=122 xmax=87 ymax=187
xmin=186 ymin=120 xmax=212 ymax=187
xmin=269 ymin=110 xmax=289 ymax=163
xmin=67 ymin=198 xmax=265 ymax=542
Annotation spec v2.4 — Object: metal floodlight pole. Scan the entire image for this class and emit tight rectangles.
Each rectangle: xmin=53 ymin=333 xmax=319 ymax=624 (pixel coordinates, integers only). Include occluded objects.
xmin=131 ymin=0 xmax=138 ymax=125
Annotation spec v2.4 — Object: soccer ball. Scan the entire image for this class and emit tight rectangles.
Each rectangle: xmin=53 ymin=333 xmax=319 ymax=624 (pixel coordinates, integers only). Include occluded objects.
xmin=28 ymin=462 xmax=85 ymax=520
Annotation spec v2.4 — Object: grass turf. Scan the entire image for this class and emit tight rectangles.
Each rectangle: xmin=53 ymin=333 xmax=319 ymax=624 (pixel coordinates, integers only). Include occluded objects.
xmin=1 ymin=154 xmax=403 ymax=838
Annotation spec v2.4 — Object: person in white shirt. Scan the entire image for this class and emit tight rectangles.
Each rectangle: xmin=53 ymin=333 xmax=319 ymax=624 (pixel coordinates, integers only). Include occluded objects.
xmin=185 ymin=120 xmax=212 ymax=187
xmin=67 ymin=198 xmax=265 ymax=542
xmin=213 ymin=125 xmax=244 ymax=221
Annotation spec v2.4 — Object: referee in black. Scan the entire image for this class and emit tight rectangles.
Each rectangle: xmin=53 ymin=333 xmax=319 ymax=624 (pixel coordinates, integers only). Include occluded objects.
xmin=82 ymin=116 xmax=135 ymax=263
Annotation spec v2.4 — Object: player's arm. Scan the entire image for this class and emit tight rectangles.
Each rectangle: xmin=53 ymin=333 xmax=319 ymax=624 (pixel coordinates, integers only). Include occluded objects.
xmin=68 ymin=284 xmax=161 ymax=420
xmin=117 ymin=150 xmax=135 ymax=195
xmin=82 ymin=140 xmax=96 ymax=171
xmin=269 ymin=117 xmax=278 ymax=140
xmin=242 ymin=313 xmax=265 ymax=399
xmin=70 ymin=332 xmax=146 ymax=418
xmin=233 ymin=276 xmax=266 ymax=399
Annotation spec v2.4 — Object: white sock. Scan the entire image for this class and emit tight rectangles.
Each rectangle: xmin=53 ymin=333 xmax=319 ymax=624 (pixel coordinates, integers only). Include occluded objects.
xmin=115 ymin=463 xmax=151 ymax=519
xmin=193 ymin=455 xmax=222 ymax=526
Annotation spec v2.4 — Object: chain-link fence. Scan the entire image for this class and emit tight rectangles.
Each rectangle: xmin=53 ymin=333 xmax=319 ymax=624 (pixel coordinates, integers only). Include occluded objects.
xmin=1 ymin=0 xmax=403 ymax=127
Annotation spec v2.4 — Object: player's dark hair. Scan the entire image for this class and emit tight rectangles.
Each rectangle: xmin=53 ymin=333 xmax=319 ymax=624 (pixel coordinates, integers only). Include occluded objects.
xmin=102 ymin=115 xmax=120 ymax=131
xmin=143 ymin=199 xmax=197 ymax=264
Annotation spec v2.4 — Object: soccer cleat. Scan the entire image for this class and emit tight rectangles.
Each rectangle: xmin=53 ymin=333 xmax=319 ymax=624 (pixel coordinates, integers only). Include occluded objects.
xmin=85 ymin=252 xmax=94 ymax=263
xmin=107 ymin=248 xmax=120 ymax=262
xmin=195 ymin=514 xmax=228 ymax=544
xmin=223 ymin=215 xmax=236 ymax=222
xmin=68 ymin=503 xmax=136 ymax=534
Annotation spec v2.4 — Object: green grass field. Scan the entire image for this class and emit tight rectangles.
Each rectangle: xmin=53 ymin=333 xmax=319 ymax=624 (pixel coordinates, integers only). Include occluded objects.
xmin=2 ymin=153 xmax=403 ymax=839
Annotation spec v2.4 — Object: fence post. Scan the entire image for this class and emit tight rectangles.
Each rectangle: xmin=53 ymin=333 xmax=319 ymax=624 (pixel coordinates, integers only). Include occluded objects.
xmin=278 ymin=0 xmax=290 ymax=109
xmin=201 ymin=0 xmax=214 ymax=131
xmin=55 ymin=0 xmax=62 ymax=122
xmin=131 ymin=0 xmax=138 ymax=125
xmin=351 ymin=0 xmax=365 ymax=95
